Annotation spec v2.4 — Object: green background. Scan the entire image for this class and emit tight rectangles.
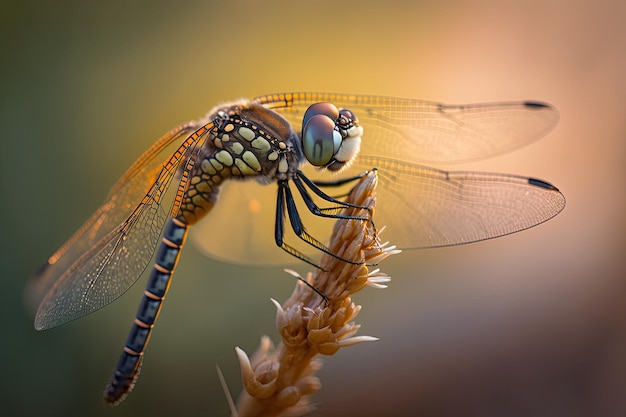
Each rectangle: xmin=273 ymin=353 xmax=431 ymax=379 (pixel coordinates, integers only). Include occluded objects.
xmin=2 ymin=0 xmax=625 ymax=416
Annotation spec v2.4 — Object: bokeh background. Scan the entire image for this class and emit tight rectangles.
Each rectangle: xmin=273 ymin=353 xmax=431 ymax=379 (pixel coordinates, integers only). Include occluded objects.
xmin=2 ymin=0 xmax=625 ymax=416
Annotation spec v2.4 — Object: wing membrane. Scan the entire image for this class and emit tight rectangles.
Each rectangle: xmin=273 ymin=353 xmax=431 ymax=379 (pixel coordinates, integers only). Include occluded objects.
xmin=191 ymin=178 xmax=334 ymax=265
xmin=257 ymin=93 xmax=564 ymax=248
xmin=192 ymin=157 xmax=565 ymax=264
xmin=255 ymin=92 xmax=559 ymax=164
xmin=355 ymin=157 xmax=565 ymax=249
xmin=34 ymin=196 xmax=167 ymax=329
xmin=28 ymin=122 xmax=209 ymax=329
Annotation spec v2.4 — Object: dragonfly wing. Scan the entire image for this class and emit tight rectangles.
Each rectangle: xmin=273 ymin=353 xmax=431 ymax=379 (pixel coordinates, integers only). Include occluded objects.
xmin=28 ymin=122 xmax=205 ymax=329
xmin=191 ymin=180 xmax=286 ymax=265
xmin=255 ymin=92 xmax=559 ymax=164
xmin=191 ymin=173 xmax=334 ymax=265
xmin=354 ymin=156 xmax=566 ymax=249
xmin=255 ymin=92 xmax=564 ymax=249
xmin=34 ymin=197 xmax=168 ymax=330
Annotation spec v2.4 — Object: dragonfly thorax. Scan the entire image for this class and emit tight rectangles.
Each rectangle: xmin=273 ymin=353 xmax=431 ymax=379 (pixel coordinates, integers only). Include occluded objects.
xmin=178 ymin=101 xmax=303 ymax=225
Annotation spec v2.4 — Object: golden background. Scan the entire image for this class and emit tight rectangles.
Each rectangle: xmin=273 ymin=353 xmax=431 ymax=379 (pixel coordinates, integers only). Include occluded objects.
xmin=1 ymin=0 xmax=624 ymax=416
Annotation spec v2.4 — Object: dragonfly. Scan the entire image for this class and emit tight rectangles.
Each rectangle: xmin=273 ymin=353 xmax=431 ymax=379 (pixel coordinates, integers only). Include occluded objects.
xmin=26 ymin=92 xmax=565 ymax=405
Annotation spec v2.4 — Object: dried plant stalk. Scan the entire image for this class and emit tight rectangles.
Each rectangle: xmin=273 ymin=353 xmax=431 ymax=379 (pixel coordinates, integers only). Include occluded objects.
xmin=234 ymin=171 xmax=398 ymax=417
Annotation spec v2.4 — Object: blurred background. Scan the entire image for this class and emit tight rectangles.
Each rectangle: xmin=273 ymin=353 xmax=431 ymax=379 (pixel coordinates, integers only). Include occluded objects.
xmin=1 ymin=0 xmax=624 ymax=416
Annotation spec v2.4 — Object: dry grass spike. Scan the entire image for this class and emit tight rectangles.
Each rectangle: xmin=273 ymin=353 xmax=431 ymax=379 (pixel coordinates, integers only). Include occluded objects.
xmin=234 ymin=170 xmax=399 ymax=416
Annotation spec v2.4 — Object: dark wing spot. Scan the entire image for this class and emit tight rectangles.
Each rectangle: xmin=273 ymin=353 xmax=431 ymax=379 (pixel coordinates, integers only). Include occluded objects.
xmin=528 ymin=177 xmax=559 ymax=191
xmin=523 ymin=101 xmax=550 ymax=109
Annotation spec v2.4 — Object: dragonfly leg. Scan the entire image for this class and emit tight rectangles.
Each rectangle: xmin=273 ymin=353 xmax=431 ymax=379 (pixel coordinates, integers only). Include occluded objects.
xmin=275 ymin=180 xmax=364 ymax=267
xmin=103 ymin=216 xmax=188 ymax=405
xmin=293 ymin=170 xmax=374 ymax=225
xmin=275 ymin=181 xmax=323 ymax=268
xmin=311 ymin=168 xmax=375 ymax=189
xmin=274 ymin=185 xmax=328 ymax=302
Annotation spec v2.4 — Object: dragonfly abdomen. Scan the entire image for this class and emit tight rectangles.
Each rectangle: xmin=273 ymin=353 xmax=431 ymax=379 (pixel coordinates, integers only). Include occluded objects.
xmin=104 ymin=217 xmax=188 ymax=404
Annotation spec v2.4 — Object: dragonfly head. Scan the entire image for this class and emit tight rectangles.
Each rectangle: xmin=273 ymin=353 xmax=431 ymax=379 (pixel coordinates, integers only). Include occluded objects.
xmin=301 ymin=102 xmax=362 ymax=172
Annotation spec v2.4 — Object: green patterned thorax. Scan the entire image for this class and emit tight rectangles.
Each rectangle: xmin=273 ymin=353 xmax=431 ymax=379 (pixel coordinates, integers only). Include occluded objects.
xmin=179 ymin=101 xmax=301 ymax=225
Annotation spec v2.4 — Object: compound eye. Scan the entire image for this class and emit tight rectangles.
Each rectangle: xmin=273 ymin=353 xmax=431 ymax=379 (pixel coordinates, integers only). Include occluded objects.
xmin=302 ymin=114 xmax=342 ymax=166
xmin=302 ymin=102 xmax=339 ymax=133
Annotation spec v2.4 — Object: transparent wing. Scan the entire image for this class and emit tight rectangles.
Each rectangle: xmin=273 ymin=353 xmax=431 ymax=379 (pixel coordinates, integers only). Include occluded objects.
xmin=356 ymin=157 xmax=565 ymax=249
xmin=255 ymin=92 xmax=559 ymax=164
xmin=191 ymin=178 xmax=334 ymax=266
xmin=27 ymin=122 xmax=210 ymax=329
xmin=192 ymin=180 xmax=285 ymax=265
xmin=191 ymin=160 xmax=565 ymax=264
xmin=260 ymin=92 xmax=564 ymax=248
